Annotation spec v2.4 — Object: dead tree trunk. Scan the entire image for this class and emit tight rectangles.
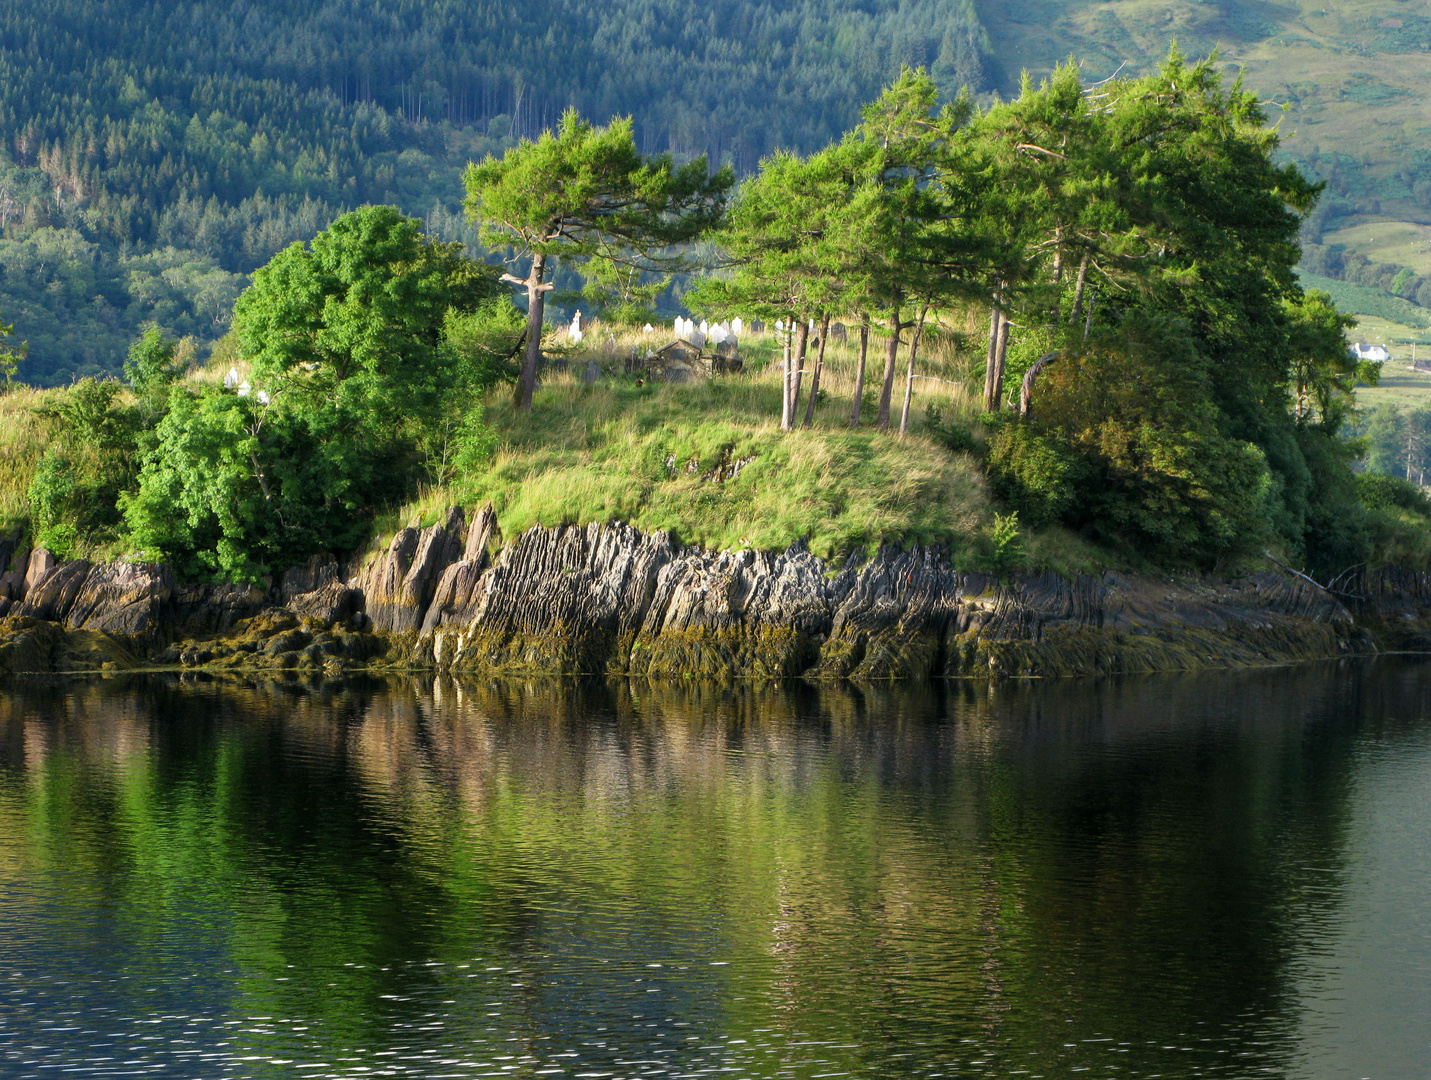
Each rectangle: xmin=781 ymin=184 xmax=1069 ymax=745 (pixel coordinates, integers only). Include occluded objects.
xmin=803 ymin=311 xmax=830 ymax=428
xmin=898 ymin=303 xmax=931 ymax=438
xmin=849 ymin=314 xmax=870 ymax=427
xmin=791 ymin=317 xmax=810 ymax=423
xmin=982 ymin=299 xmax=1000 ymax=411
xmin=1069 ymin=253 xmax=1089 ymax=329
xmin=877 ymin=294 xmax=904 ymax=431
xmin=506 ymin=251 xmax=552 ymax=411
xmin=1018 ymin=351 xmax=1060 ymax=417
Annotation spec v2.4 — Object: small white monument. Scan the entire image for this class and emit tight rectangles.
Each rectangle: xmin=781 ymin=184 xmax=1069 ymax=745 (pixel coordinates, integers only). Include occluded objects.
xmin=223 ymin=367 xmax=239 ymax=389
xmin=732 ymin=317 xmax=743 ymax=337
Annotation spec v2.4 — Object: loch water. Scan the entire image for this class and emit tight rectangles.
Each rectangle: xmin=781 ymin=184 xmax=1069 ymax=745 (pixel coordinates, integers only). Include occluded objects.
xmin=1 ymin=663 xmax=1429 ymax=1079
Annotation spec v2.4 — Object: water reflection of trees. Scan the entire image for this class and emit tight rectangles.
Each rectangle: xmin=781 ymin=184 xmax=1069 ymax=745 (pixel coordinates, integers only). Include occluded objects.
xmin=0 ymin=663 xmax=1423 ymax=1073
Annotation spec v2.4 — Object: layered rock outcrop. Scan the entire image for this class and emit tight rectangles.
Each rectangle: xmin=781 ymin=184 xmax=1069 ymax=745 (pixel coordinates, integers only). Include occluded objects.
xmin=364 ymin=513 xmax=1367 ymax=680
xmin=0 ymin=507 xmax=1402 ymax=679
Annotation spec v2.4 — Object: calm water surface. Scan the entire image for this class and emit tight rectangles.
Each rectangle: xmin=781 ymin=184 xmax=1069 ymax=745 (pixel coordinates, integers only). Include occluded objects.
xmin=1 ymin=663 xmax=1429 ymax=1078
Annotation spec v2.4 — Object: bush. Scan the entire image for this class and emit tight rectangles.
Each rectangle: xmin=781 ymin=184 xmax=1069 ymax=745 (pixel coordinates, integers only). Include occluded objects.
xmin=986 ymin=423 xmax=1082 ymax=527
xmin=988 ymin=511 xmax=1025 ymax=578
xmin=991 ymin=314 xmax=1275 ymax=564
xmin=1357 ymin=471 xmax=1431 ymax=516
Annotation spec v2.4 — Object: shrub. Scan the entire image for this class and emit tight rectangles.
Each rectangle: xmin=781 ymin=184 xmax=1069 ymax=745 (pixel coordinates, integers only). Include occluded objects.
xmin=986 ymin=423 xmax=1082 ymax=527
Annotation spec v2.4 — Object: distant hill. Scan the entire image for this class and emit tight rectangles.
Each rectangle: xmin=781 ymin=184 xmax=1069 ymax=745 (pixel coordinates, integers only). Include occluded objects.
xmin=4 ymin=0 xmax=1431 ymax=382
xmin=981 ymin=0 xmax=1431 ymax=249
xmin=0 ymin=0 xmax=990 ymax=384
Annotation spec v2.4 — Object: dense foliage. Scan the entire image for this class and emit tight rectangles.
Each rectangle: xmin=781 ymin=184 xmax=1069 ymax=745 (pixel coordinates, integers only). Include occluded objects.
xmin=121 ymin=207 xmax=517 ymax=579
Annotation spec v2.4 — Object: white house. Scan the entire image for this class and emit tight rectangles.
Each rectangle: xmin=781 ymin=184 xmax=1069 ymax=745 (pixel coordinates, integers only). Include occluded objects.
xmin=1350 ymin=342 xmax=1391 ymax=362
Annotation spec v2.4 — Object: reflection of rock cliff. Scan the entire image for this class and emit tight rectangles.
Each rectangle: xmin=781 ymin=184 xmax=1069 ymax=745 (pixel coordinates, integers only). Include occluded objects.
xmin=0 ymin=505 xmax=1413 ymax=679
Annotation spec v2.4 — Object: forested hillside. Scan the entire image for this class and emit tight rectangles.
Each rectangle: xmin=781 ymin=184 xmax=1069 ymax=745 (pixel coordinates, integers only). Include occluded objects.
xmin=0 ymin=0 xmax=989 ymax=384
xmin=11 ymin=0 xmax=1431 ymax=386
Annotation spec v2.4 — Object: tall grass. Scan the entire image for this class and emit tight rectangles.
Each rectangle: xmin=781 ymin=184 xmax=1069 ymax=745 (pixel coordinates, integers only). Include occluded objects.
xmin=0 ymin=386 xmax=56 ymax=533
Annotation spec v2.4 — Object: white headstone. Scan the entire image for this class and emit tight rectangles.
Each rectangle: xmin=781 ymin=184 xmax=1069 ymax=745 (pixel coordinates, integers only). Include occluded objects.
xmin=223 ymin=366 xmax=239 ymax=389
xmin=237 ymin=380 xmax=251 ymax=397
xmin=256 ymin=390 xmax=271 ymax=405
xmin=732 ymin=317 xmax=743 ymax=337
xmin=698 ymin=320 xmax=709 ymax=335
xmin=775 ymin=319 xmax=785 ymax=332
xmin=643 ymin=323 xmax=654 ymax=334
xmin=709 ymin=324 xmax=728 ymax=345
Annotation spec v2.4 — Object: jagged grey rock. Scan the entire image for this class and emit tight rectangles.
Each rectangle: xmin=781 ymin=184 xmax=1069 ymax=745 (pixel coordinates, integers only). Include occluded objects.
xmin=23 ymin=548 xmax=55 ymax=596
xmin=394 ymin=522 xmax=1361 ymax=679
xmin=355 ymin=506 xmax=465 ymax=633
xmin=421 ymin=503 xmax=500 ymax=634
xmin=17 ymin=559 xmax=92 ymax=622
xmin=288 ymin=581 xmax=361 ymax=624
xmin=65 ymin=561 xmax=175 ymax=635
xmin=281 ymin=554 xmax=339 ymax=603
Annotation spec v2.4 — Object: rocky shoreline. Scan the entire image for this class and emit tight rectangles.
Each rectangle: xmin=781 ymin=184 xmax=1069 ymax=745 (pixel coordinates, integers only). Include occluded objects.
xmin=0 ymin=505 xmax=1427 ymax=680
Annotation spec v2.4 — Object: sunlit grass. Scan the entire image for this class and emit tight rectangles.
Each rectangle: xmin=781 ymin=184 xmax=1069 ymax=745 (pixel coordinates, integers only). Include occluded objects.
xmin=391 ymin=319 xmax=999 ymax=561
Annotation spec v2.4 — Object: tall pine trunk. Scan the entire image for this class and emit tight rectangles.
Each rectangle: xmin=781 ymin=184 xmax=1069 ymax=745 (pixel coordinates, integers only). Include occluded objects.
xmin=876 ymin=294 xmax=902 ymax=431
xmin=898 ymin=303 xmax=930 ymax=438
xmin=982 ymin=297 xmax=1002 ymax=412
xmin=990 ymin=313 xmax=1011 ymax=410
xmin=803 ymin=311 xmax=830 ymax=428
xmin=514 ymin=251 xmax=548 ymax=411
xmin=780 ymin=314 xmax=794 ymax=430
xmin=849 ymin=314 xmax=870 ymax=426
xmin=791 ymin=318 xmax=810 ymax=422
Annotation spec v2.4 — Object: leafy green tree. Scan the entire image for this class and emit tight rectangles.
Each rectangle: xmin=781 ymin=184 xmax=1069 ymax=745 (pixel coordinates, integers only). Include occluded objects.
xmin=124 ymin=325 xmax=185 ymax=398
xmin=690 ymin=146 xmax=855 ymax=429
xmin=126 ymin=206 xmax=510 ymax=578
xmin=122 ymin=388 xmax=384 ymax=580
xmin=0 ymin=313 xmax=25 ymax=387
xmin=1283 ymin=290 xmax=1365 ymax=429
xmin=990 ymin=314 xmax=1270 ymax=562
xmin=464 ymin=110 xmax=731 ymax=410
xmin=235 ymin=205 xmax=504 ymax=428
